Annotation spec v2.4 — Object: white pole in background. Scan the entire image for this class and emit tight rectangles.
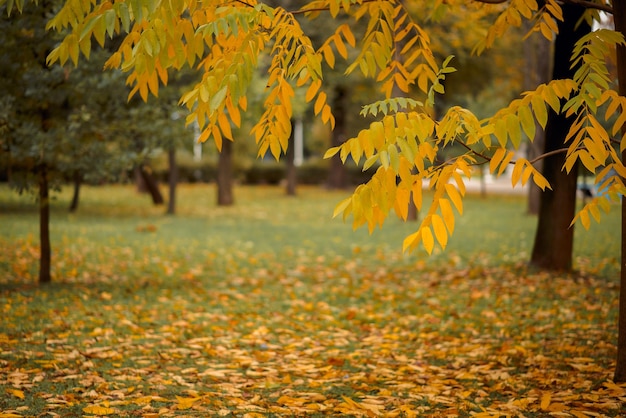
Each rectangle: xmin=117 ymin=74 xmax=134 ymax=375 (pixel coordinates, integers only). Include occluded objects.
xmin=294 ymin=118 xmax=303 ymax=167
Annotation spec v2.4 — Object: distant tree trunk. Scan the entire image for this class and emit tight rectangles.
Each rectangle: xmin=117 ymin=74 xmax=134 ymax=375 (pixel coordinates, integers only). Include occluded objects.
xmin=523 ymin=18 xmax=552 ymax=215
xmin=217 ymin=139 xmax=234 ymax=206
xmin=138 ymin=164 xmax=164 ymax=205
xmin=479 ymin=166 xmax=487 ymax=198
xmin=285 ymin=125 xmax=297 ymax=196
xmin=612 ymin=0 xmax=626 ymax=383
xmin=69 ymin=170 xmax=81 ymax=213
xmin=530 ymin=4 xmax=590 ymax=271
xmin=326 ymin=85 xmax=348 ymax=189
xmin=167 ymin=147 xmax=177 ymax=215
xmin=39 ymin=164 xmax=51 ymax=284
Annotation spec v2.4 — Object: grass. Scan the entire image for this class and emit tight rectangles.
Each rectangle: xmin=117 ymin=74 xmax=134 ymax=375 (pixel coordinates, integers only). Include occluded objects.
xmin=0 ymin=183 xmax=622 ymax=417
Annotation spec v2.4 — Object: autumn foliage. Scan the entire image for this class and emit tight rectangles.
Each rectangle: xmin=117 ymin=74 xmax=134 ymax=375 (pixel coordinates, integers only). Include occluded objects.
xmin=10 ymin=0 xmax=618 ymax=255
xmin=0 ymin=185 xmax=623 ymax=416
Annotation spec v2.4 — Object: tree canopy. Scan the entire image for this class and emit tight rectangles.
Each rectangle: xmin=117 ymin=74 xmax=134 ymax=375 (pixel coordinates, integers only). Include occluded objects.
xmin=5 ymin=0 xmax=618 ymax=256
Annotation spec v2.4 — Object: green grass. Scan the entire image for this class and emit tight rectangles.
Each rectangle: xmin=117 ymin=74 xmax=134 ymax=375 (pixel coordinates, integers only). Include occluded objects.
xmin=0 ymin=183 xmax=622 ymax=417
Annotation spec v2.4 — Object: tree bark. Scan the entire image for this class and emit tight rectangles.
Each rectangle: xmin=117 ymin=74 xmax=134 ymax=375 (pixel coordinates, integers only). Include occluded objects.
xmin=39 ymin=164 xmax=51 ymax=284
xmin=612 ymin=0 xmax=626 ymax=383
xmin=523 ymin=18 xmax=552 ymax=215
xmin=217 ymin=139 xmax=234 ymax=206
xmin=138 ymin=164 xmax=164 ymax=205
xmin=285 ymin=125 xmax=297 ymax=196
xmin=167 ymin=147 xmax=178 ymax=215
xmin=326 ymin=85 xmax=348 ymax=189
xmin=529 ymin=3 xmax=590 ymax=271
xmin=69 ymin=170 xmax=81 ymax=213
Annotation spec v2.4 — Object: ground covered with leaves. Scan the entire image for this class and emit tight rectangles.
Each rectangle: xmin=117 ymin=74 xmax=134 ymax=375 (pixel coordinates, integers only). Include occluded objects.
xmin=0 ymin=185 xmax=623 ymax=417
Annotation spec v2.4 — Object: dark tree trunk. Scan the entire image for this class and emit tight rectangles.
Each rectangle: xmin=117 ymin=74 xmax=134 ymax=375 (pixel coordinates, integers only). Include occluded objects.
xmin=167 ymin=147 xmax=178 ymax=215
xmin=285 ymin=125 xmax=297 ymax=196
xmin=523 ymin=18 xmax=552 ymax=215
xmin=39 ymin=164 xmax=51 ymax=284
xmin=530 ymin=3 xmax=590 ymax=271
xmin=138 ymin=164 xmax=164 ymax=205
xmin=69 ymin=170 xmax=81 ymax=213
xmin=326 ymin=85 xmax=348 ymax=189
xmin=217 ymin=139 xmax=234 ymax=206
xmin=612 ymin=0 xmax=626 ymax=383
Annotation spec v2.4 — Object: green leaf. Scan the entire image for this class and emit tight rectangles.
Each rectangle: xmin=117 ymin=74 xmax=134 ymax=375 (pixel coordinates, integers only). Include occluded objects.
xmin=210 ymin=86 xmax=228 ymax=112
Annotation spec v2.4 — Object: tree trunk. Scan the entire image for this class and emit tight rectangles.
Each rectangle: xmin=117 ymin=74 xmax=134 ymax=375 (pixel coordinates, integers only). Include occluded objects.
xmin=217 ymin=139 xmax=234 ymax=206
xmin=326 ymin=85 xmax=348 ymax=189
xmin=529 ymin=3 xmax=590 ymax=271
xmin=523 ymin=18 xmax=552 ymax=215
xmin=612 ymin=0 xmax=626 ymax=383
xmin=39 ymin=164 xmax=51 ymax=284
xmin=138 ymin=164 xmax=164 ymax=205
xmin=285 ymin=125 xmax=297 ymax=196
xmin=167 ymin=147 xmax=178 ymax=215
xmin=69 ymin=170 xmax=81 ymax=213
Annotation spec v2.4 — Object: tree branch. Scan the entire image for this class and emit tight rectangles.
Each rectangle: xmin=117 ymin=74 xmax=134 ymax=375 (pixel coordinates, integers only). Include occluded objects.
xmin=458 ymin=142 xmax=584 ymax=167
xmin=561 ymin=0 xmax=613 ymax=14
xmin=472 ymin=0 xmax=613 ymax=14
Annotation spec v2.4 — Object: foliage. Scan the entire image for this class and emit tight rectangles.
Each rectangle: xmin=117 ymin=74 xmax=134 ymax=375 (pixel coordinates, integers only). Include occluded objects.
xmin=0 ymin=0 xmax=197 ymax=198
xmin=8 ymin=0 xmax=619 ymax=254
xmin=0 ymin=184 xmax=622 ymax=416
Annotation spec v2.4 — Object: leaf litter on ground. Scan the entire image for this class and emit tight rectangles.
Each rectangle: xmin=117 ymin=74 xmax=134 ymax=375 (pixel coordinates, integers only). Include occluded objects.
xmin=0 ymin=184 xmax=623 ymax=417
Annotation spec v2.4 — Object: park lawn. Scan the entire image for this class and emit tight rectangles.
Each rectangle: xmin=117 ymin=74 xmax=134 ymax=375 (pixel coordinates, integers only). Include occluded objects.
xmin=0 ymin=183 xmax=623 ymax=417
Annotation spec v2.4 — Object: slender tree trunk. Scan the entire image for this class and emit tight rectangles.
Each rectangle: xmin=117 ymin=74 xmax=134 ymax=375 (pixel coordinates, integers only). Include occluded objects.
xmin=138 ymin=164 xmax=164 ymax=205
xmin=167 ymin=147 xmax=177 ymax=215
xmin=217 ymin=139 xmax=234 ymax=206
xmin=285 ymin=125 xmax=297 ymax=196
xmin=69 ymin=170 xmax=81 ymax=213
xmin=612 ymin=0 xmax=626 ymax=383
xmin=327 ymin=85 xmax=348 ymax=189
xmin=530 ymin=4 xmax=590 ymax=271
xmin=523 ymin=19 xmax=552 ymax=215
xmin=39 ymin=164 xmax=51 ymax=284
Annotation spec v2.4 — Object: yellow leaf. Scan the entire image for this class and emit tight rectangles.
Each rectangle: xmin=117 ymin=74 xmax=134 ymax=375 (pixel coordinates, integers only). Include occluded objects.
xmin=533 ymin=171 xmax=551 ymax=191
xmin=339 ymin=24 xmax=355 ymax=47
xmin=305 ymin=79 xmax=321 ymax=102
xmin=489 ymin=148 xmax=506 ymax=174
xmin=518 ymin=104 xmax=535 ymax=140
xmin=540 ymin=392 xmax=551 ymax=410
xmin=175 ymin=395 xmax=201 ymax=410
xmin=218 ymin=112 xmax=233 ymax=141
xmin=499 ymin=150 xmax=515 ymax=176
xmin=402 ymin=230 xmax=421 ymax=253
xmin=531 ymin=93 xmax=548 ymax=129
xmin=580 ymin=208 xmax=591 ymax=229
xmin=506 ymin=113 xmax=521 ymax=147
xmin=439 ymin=198 xmax=455 ymax=235
xmin=445 ymin=184 xmax=463 ymax=215
xmin=521 ymin=165 xmax=533 ymax=185
xmin=314 ymin=91 xmax=326 ymax=115
xmin=83 ymin=405 xmax=116 ymax=415
xmin=324 ymin=146 xmax=341 ymax=160
xmin=578 ymin=150 xmax=598 ymax=172
xmin=7 ymin=388 xmax=25 ymax=399
xmin=412 ymin=180 xmax=423 ymax=210
xmin=511 ymin=160 xmax=524 ymax=186
xmin=322 ymin=105 xmax=333 ymax=127
xmin=421 ymin=227 xmax=434 ymax=254
xmin=431 ymin=214 xmax=448 ymax=249
xmin=394 ymin=187 xmax=410 ymax=220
